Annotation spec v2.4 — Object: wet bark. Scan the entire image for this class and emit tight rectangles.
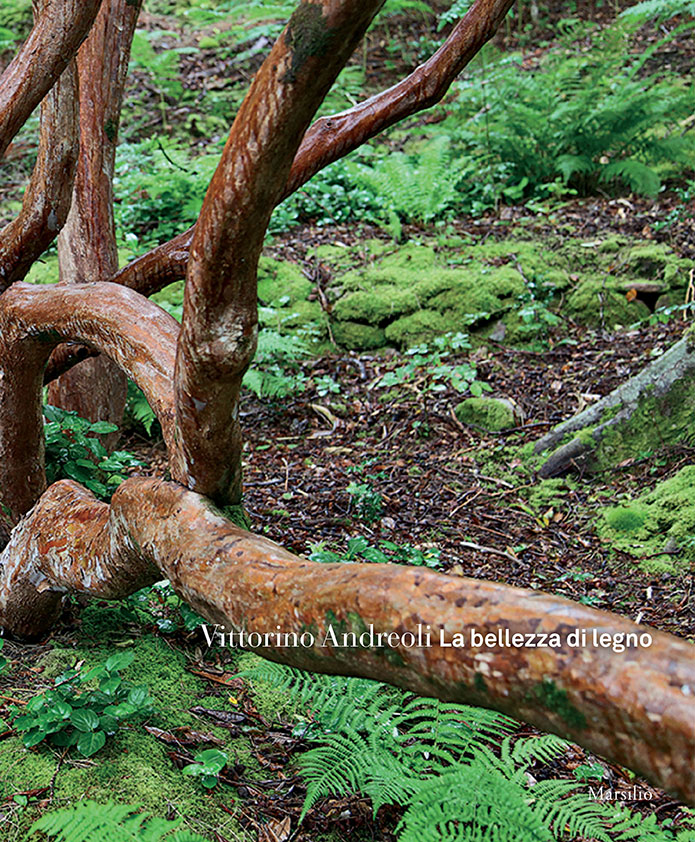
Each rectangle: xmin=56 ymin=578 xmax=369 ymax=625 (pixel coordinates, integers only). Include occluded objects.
xmin=0 ymin=282 xmax=178 ymax=544
xmin=47 ymin=0 xmax=142 ymax=446
xmin=0 ymin=476 xmax=693 ymax=805
xmin=173 ymin=0 xmax=386 ymax=505
xmin=0 ymin=0 xmax=102 ymax=156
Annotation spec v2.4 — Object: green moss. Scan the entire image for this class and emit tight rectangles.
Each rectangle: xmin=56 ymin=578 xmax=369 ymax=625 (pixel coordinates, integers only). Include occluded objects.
xmin=524 ymin=478 xmax=577 ymax=511
xmin=565 ymin=278 xmax=650 ymax=327
xmin=455 ymin=397 xmax=517 ymax=432
xmin=332 ymin=286 xmax=419 ymax=324
xmin=284 ymin=2 xmax=333 ymax=83
xmin=598 ymin=466 xmax=695 ymax=573
xmin=596 ymin=378 xmax=695 ymax=470
xmin=0 ymin=638 xmax=251 ymax=839
xmin=332 ymin=320 xmax=386 ymax=350
xmin=384 ymin=310 xmax=449 ymax=347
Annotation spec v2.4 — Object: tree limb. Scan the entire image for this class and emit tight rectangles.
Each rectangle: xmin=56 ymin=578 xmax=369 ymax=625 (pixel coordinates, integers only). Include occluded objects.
xmin=47 ymin=0 xmax=143 ymax=445
xmin=0 ymin=282 xmax=178 ymax=543
xmin=110 ymin=0 xmax=515 ymax=296
xmin=0 ymin=57 xmax=78 ymax=290
xmin=0 ymin=0 xmax=102 ymax=156
xmin=173 ymin=0 xmax=386 ymax=506
xmin=1 ymin=476 xmax=693 ymax=804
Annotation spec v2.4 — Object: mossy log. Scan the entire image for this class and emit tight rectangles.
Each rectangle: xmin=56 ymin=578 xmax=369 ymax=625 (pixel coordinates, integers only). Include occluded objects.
xmin=535 ymin=333 xmax=695 ymax=477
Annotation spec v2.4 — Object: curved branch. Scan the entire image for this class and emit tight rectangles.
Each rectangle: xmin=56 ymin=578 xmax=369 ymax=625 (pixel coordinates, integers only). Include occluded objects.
xmin=0 ymin=0 xmax=102 ymax=156
xmin=174 ymin=0 xmax=386 ymax=505
xmin=1 ymin=476 xmax=693 ymax=804
xmin=0 ymin=282 xmax=178 ymax=542
xmin=111 ymin=0 xmax=515 ymax=296
xmin=0 ymin=59 xmax=78 ymax=290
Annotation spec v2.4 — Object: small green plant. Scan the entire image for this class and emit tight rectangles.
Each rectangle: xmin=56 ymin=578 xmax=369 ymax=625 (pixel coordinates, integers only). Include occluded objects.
xmin=573 ymin=762 xmax=605 ymax=782
xmin=309 ymin=536 xmax=442 ymax=569
xmin=346 ymin=482 xmax=384 ymax=523
xmin=126 ymin=380 xmax=158 ymax=437
xmin=182 ymin=748 xmax=229 ymax=789
xmin=376 ymin=332 xmax=490 ymax=396
xmin=31 ymin=800 xmax=210 ymax=842
xmin=0 ymin=638 xmax=8 ymax=674
xmin=124 ymin=581 xmax=205 ymax=633
xmin=11 ymin=651 xmax=153 ymax=757
xmin=43 ymin=405 xmax=143 ymax=501
xmin=314 ymin=375 xmax=341 ymax=397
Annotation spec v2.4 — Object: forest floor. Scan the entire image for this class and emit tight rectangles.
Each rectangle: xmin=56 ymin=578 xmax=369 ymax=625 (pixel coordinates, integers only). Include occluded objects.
xmin=1 ymin=3 xmax=694 ymax=841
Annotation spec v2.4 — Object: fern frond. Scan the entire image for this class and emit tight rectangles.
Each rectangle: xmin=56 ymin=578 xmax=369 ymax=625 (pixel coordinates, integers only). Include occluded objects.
xmin=30 ymin=801 xmax=209 ymax=842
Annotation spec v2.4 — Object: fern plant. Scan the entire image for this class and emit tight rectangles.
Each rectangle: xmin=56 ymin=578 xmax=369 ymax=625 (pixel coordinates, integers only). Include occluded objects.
xmin=241 ymin=661 xmax=692 ymax=842
xmin=30 ymin=801 xmax=209 ymax=842
xmin=444 ymin=18 xmax=695 ymax=200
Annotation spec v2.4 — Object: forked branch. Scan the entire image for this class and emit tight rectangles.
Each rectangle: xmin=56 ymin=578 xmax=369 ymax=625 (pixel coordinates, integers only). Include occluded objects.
xmin=0 ymin=282 xmax=178 ymax=543
xmin=111 ymin=0 xmax=515 ymax=296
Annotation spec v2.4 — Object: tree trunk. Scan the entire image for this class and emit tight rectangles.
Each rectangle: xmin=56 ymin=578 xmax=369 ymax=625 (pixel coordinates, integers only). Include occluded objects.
xmin=535 ymin=333 xmax=695 ymax=477
xmin=47 ymin=0 xmax=141 ymax=447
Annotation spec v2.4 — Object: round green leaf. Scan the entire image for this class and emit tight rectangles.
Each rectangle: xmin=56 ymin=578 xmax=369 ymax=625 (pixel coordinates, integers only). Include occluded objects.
xmin=70 ymin=709 xmax=99 ymax=732
xmin=77 ymin=729 xmax=106 ymax=757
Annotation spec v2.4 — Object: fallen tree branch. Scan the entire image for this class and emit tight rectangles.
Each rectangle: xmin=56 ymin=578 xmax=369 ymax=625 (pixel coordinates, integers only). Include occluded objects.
xmin=1 ymin=476 xmax=693 ymax=804
xmin=534 ymin=334 xmax=695 ymax=477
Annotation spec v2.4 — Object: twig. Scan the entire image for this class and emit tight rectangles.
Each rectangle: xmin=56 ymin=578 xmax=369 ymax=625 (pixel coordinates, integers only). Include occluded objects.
xmin=458 ymin=541 xmax=522 ymax=565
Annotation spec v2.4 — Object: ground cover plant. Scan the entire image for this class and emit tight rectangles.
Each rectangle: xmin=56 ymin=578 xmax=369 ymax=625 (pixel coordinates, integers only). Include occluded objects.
xmin=0 ymin=0 xmax=694 ymax=840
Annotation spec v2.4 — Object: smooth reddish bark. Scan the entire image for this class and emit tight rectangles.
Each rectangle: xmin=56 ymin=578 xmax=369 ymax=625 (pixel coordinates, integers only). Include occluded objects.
xmin=47 ymin=0 xmax=143 ymax=443
xmin=0 ymin=0 xmax=102 ymax=156
xmin=0 ymin=57 xmax=78 ymax=290
xmin=0 ymin=476 xmax=692 ymax=804
xmin=173 ymin=0 xmax=386 ymax=504
xmin=0 ymin=282 xmax=178 ymax=543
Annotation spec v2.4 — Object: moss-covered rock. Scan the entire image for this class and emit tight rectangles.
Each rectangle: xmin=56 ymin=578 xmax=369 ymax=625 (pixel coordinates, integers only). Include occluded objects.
xmin=455 ymin=397 xmax=518 ymax=431
xmin=565 ymin=278 xmax=651 ymax=326
xmin=331 ymin=320 xmax=386 ymax=350
xmin=598 ymin=466 xmax=695 ymax=573
xmin=384 ymin=310 xmax=449 ymax=346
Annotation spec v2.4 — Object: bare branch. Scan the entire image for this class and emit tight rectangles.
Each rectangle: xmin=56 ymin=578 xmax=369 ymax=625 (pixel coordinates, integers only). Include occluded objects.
xmin=0 ymin=0 xmax=102 ymax=156
xmin=0 ymin=60 xmax=78 ymax=290
xmin=111 ymin=0 xmax=514 ymax=296
xmin=1 ymin=476 xmax=693 ymax=804
xmin=173 ymin=0 xmax=386 ymax=505
xmin=0 ymin=282 xmax=178 ymax=543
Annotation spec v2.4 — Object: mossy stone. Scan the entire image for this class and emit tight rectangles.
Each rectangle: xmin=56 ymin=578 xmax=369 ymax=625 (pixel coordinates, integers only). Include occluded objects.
xmin=598 ymin=466 xmax=695 ymax=573
xmin=455 ymin=397 xmax=517 ymax=431
xmin=332 ymin=320 xmax=386 ymax=350
xmin=384 ymin=310 xmax=449 ymax=347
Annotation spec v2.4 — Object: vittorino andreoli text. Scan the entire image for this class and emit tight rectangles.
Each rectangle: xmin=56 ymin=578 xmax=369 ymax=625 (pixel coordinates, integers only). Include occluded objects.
xmin=202 ymin=624 xmax=653 ymax=653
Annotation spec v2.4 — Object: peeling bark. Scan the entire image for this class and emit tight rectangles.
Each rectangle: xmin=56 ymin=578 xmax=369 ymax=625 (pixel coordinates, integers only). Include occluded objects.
xmin=0 ymin=0 xmax=102 ymax=156
xmin=0 ymin=57 xmax=78 ymax=289
xmin=0 ymin=282 xmax=178 ymax=543
xmin=47 ymin=0 xmax=143 ymax=444
xmin=0 ymin=476 xmax=693 ymax=804
xmin=110 ymin=0 xmax=514 ymax=297
xmin=173 ymin=0 xmax=386 ymax=505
